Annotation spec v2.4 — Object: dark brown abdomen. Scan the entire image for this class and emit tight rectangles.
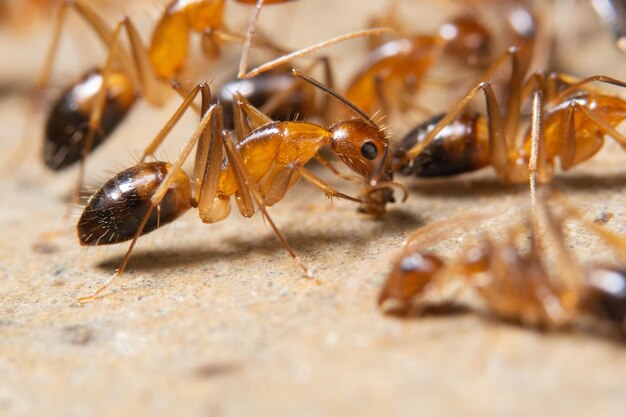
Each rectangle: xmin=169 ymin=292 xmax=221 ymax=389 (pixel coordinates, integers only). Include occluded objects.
xmin=217 ymin=70 xmax=314 ymax=130
xmin=583 ymin=266 xmax=626 ymax=328
xmin=394 ymin=113 xmax=489 ymax=177
xmin=44 ymin=70 xmax=134 ymax=170
xmin=78 ymin=162 xmax=192 ymax=245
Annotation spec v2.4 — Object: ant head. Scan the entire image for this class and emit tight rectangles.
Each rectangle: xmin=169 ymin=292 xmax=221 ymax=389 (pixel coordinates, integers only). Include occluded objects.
xmin=582 ymin=266 xmax=626 ymax=329
xmin=329 ymin=119 xmax=391 ymax=181
xmin=439 ymin=15 xmax=491 ymax=68
xmin=290 ymin=68 xmax=403 ymax=214
xmin=378 ymin=252 xmax=444 ymax=316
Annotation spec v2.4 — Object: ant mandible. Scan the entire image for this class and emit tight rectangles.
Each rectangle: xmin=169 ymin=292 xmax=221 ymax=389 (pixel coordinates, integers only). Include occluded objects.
xmin=76 ymin=70 xmax=407 ymax=303
xmin=378 ymin=192 xmax=626 ymax=338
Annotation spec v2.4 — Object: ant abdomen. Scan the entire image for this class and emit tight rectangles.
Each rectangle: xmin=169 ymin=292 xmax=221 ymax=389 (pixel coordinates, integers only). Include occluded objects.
xmin=440 ymin=15 xmax=492 ymax=68
xmin=44 ymin=69 xmax=135 ymax=170
xmin=378 ymin=252 xmax=444 ymax=315
xmin=393 ymin=112 xmax=489 ymax=177
xmin=78 ymin=162 xmax=192 ymax=246
xmin=217 ymin=70 xmax=315 ymax=129
xmin=582 ymin=266 xmax=626 ymax=328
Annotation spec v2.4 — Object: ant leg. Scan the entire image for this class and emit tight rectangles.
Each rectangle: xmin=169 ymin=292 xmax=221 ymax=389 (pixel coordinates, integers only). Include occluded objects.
xmin=78 ymin=102 xmax=218 ymax=303
xmin=404 ymin=211 xmax=492 ymax=252
xmin=36 ymin=0 xmax=132 ymax=92
xmin=574 ymin=102 xmax=626 ymax=147
xmin=314 ymin=155 xmax=361 ymax=184
xmin=232 ymin=92 xmax=273 ymax=139
xmin=404 ymin=81 xmax=507 ymax=172
xmin=257 ymin=165 xmax=300 ymax=206
xmin=72 ymin=19 xmax=127 ymax=207
xmin=373 ymin=73 xmax=393 ymax=118
xmin=550 ymin=192 xmax=626 ymax=264
xmin=123 ymin=17 xmax=169 ymax=106
xmin=527 ymin=88 xmax=546 ymax=225
xmin=35 ymin=0 xmax=70 ymax=92
xmin=68 ymin=1 xmax=135 ymax=77
xmin=297 ymin=166 xmax=364 ymax=203
xmin=238 ymin=27 xmax=392 ymax=79
xmin=170 ymin=81 xmax=203 ymax=115
xmin=207 ymin=27 xmax=289 ymax=56
xmin=195 ymin=104 xmax=225 ymax=219
xmin=553 ymin=75 xmax=626 ymax=104
xmin=222 ymin=131 xmax=316 ymax=280
xmin=504 ymin=47 xmax=523 ymax=145
xmin=238 ymin=0 xmax=267 ymax=79
xmin=557 ymin=100 xmax=626 ymax=171
xmin=259 ymin=56 xmax=334 ymax=119
xmin=557 ymin=101 xmax=577 ymax=170
xmin=140 ymin=83 xmax=212 ymax=162
xmin=538 ymin=195 xmax=585 ymax=297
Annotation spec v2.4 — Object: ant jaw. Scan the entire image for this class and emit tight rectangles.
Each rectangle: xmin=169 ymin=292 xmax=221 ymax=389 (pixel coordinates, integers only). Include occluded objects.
xmin=357 ymin=181 xmax=402 ymax=216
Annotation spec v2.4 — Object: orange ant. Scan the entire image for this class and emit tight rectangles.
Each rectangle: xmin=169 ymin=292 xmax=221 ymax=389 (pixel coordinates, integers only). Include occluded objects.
xmin=148 ymin=0 xmax=299 ymax=81
xmin=76 ymin=70 xmax=408 ymax=303
xmin=342 ymin=0 xmax=539 ymax=119
xmin=233 ymin=0 xmax=538 ymax=129
xmin=378 ymin=192 xmax=626 ymax=337
xmin=35 ymin=0 xmax=312 ymax=183
xmin=391 ymin=46 xmax=626 ymax=208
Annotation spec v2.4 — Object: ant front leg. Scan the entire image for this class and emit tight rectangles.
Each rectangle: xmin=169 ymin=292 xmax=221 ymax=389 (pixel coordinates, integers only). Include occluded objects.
xmin=72 ymin=18 xmax=127 ymax=207
xmin=37 ymin=0 xmax=135 ymax=92
xmin=296 ymin=165 xmax=365 ymax=204
xmin=238 ymin=27 xmax=392 ymax=79
xmin=222 ymin=132 xmax=317 ymax=281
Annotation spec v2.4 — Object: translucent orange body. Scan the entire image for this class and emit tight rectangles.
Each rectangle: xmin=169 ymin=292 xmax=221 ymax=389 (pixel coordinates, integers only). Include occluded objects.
xmin=217 ymin=121 xmax=331 ymax=197
xmin=378 ymin=208 xmax=626 ymax=335
xmin=149 ymin=0 xmax=297 ymax=79
xmin=150 ymin=0 xmax=227 ymax=79
xmin=534 ymin=93 xmax=626 ymax=170
xmin=345 ymin=36 xmax=445 ymax=117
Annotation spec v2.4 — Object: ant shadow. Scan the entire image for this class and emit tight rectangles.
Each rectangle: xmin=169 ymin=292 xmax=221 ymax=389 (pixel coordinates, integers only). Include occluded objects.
xmin=404 ymin=170 xmax=626 ymax=198
xmin=393 ymin=302 xmax=626 ymax=345
xmin=97 ymin=207 xmax=422 ymax=273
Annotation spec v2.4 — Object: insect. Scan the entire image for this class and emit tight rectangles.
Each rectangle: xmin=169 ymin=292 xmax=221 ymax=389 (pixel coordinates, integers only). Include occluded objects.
xmin=391 ymin=47 xmax=626 ymax=208
xmin=234 ymin=0 xmax=538 ymax=131
xmin=76 ymin=71 xmax=408 ymax=302
xmin=378 ymin=192 xmax=626 ymax=338
xmin=35 ymin=0 xmax=298 ymax=192
xmin=342 ymin=0 xmax=539 ymax=119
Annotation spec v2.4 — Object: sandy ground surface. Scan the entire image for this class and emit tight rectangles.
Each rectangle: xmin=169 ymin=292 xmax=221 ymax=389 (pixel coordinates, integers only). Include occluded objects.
xmin=1 ymin=1 xmax=626 ymax=416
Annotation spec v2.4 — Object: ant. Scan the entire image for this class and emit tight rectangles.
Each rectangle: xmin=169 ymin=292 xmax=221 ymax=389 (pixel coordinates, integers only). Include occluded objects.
xmin=391 ymin=46 xmax=626 ymax=209
xmin=233 ymin=0 xmax=538 ymax=130
xmin=378 ymin=192 xmax=626 ymax=338
xmin=342 ymin=0 xmax=539 ymax=119
xmin=76 ymin=70 xmax=407 ymax=303
xmin=34 ymin=0 xmax=307 ymax=193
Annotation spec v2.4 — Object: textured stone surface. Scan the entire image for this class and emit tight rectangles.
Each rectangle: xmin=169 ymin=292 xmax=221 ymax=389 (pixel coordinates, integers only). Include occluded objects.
xmin=1 ymin=1 xmax=626 ymax=416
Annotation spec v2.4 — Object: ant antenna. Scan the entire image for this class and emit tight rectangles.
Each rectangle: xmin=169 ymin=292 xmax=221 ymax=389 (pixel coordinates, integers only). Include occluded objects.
xmin=291 ymin=68 xmax=379 ymax=129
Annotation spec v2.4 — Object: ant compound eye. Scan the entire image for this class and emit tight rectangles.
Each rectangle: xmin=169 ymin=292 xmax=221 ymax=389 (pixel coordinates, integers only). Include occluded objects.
xmin=361 ymin=142 xmax=378 ymax=160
